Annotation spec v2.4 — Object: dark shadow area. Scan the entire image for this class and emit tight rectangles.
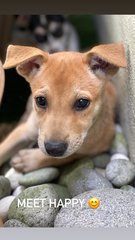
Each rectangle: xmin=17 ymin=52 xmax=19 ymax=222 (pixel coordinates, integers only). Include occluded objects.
xmin=0 ymin=69 xmax=31 ymax=122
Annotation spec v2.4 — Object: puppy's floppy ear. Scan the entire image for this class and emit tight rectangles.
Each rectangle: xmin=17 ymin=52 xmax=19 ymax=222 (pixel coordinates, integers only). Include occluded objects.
xmin=3 ymin=45 xmax=48 ymax=80
xmin=85 ymin=43 xmax=127 ymax=79
xmin=0 ymin=60 xmax=5 ymax=103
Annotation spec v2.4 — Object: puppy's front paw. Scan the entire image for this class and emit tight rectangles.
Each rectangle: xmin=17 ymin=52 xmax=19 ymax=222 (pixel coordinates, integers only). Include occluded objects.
xmin=10 ymin=149 xmax=43 ymax=173
xmin=106 ymin=154 xmax=135 ymax=187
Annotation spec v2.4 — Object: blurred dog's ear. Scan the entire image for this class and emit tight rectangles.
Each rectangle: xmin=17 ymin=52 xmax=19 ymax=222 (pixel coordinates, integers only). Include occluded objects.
xmin=3 ymin=45 xmax=48 ymax=80
xmin=85 ymin=43 xmax=127 ymax=79
xmin=0 ymin=60 xmax=5 ymax=103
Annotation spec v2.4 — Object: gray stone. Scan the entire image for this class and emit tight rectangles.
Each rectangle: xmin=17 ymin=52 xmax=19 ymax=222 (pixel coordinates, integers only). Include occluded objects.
xmin=0 ymin=196 xmax=15 ymax=222
xmin=8 ymin=184 xmax=70 ymax=227
xmin=19 ymin=167 xmax=60 ymax=187
xmin=106 ymin=154 xmax=135 ymax=187
xmin=13 ymin=186 xmax=25 ymax=197
xmin=60 ymin=159 xmax=112 ymax=197
xmin=54 ymin=189 xmax=135 ymax=227
xmin=92 ymin=154 xmax=110 ymax=169
xmin=0 ymin=176 xmax=11 ymax=199
xmin=4 ymin=219 xmax=28 ymax=227
xmin=95 ymin=168 xmax=106 ymax=177
xmin=59 ymin=157 xmax=94 ymax=186
xmin=121 ymin=185 xmax=135 ymax=192
xmin=0 ymin=216 xmax=3 ymax=227
xmin=5 ymin=168 xmax=23 ymax=190
xmin=68 ymin=169 xmax=112 ymax=197
xmin=110 ymin=125 xmax=128 ymax=156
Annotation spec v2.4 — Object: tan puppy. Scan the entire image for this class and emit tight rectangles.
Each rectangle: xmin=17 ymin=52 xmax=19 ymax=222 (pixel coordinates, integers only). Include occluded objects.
xmin=0 ymin=43 xmax=126 ymax=172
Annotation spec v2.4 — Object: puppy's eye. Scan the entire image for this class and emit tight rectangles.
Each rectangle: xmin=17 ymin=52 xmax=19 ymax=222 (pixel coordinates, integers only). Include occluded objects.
xmin=35 ymin=34 xmax=48 ymax=43
xmin=74 ymin=98 xmax=90 ymax=111
xmin=51 ymin=27 xmax=63 ymax=38
xmin=35 ymin=96 xmax=47 ymax=109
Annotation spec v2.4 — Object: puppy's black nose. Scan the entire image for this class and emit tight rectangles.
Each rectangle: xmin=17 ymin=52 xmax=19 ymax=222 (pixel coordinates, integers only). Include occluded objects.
xmin=45 ymin=141 xmax=68 ymax=157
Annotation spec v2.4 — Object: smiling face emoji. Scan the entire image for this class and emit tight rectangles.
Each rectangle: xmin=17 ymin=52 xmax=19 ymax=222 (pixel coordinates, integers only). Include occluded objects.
xmin=88 ymin=197 xmax=100 ymax=209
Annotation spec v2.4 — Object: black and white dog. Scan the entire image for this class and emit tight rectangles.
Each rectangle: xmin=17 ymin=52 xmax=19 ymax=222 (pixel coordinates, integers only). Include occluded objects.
xmin=12 ymin=15 xmax=80 ymax=52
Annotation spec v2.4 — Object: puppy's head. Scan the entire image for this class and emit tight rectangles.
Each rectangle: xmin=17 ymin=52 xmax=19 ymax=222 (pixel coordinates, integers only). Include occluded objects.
xmin=3 ymin=43 xmax=126 ymax=158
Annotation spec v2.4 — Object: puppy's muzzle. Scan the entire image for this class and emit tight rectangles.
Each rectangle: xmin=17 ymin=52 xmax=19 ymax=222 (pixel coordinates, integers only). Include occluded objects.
xmin=45 ymin=141 xmax=68 ymax=157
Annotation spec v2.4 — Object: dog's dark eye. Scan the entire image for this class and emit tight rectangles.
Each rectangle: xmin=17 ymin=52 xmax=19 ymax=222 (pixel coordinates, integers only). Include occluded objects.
xmin=51 ymin=27 xmax=63 ymax=38
xmin=35 ymin=96 xmax=47 ymax=109
xmin=74 ymin=98 xmax=90 ymax=111
xmin=35 ymin=34 xmax=48 ymax=43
